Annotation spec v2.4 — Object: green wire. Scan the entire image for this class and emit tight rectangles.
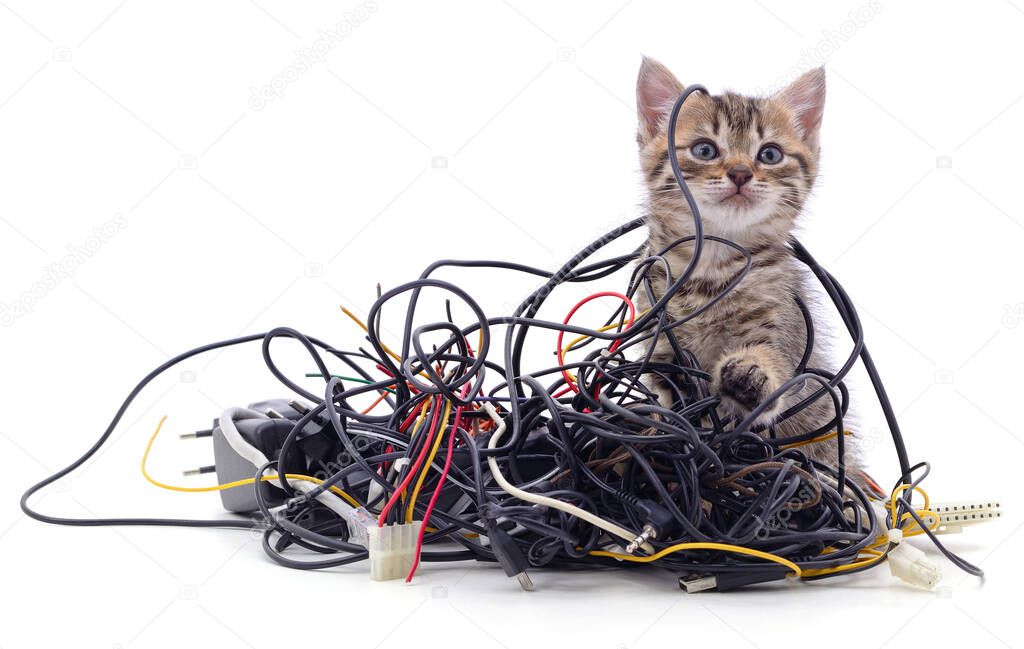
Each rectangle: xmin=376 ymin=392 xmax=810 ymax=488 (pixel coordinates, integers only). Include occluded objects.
xmin=304 ymin=373 xmax=396 ymax=394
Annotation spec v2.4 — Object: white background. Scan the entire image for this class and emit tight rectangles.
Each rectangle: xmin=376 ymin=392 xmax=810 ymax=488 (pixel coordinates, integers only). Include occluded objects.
xmin=2 ymin=1 xmax=1022 ymax=647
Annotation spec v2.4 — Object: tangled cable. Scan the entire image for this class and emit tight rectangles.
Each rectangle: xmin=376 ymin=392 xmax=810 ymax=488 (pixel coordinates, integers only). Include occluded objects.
xmin=20 ymin=85 xmax=983 ymax=590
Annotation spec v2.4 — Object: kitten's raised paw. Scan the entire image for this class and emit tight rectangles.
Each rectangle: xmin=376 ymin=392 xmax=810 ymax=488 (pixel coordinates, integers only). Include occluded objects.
xmin=714 ymin=348 xmax=783 ymax=418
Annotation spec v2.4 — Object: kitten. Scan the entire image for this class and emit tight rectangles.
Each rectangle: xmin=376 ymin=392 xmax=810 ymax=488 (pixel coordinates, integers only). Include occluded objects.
xmin=634 ymin=57 xmax=860 ymax=472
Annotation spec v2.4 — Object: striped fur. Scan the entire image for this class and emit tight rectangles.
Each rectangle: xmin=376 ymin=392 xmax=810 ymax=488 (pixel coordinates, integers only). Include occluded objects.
xmin=634 ymin=58 xmax=859 ymax=470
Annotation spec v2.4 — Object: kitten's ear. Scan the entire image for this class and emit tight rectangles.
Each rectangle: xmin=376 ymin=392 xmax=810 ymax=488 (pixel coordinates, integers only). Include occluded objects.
xmin=637 ymin=56 xmax=684 ymax=143
xmin=775 ymin=67 xmax=826 ymax=148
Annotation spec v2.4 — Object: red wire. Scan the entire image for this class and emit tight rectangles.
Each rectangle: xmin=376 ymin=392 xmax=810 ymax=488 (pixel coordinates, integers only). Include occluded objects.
xmin=397 ymin=402 xmax=423 ymax=432
xmin=552 ymin=385 xmax=574 ymax=399
xmin=376 ymin=396 xmax=442 ymax=526
xmin=376 ymin=363 xmax=420 ymax=395
xmin=555 ymin=291 xmax=637 ymax=393
xmin=405 ymin=402 xmax=462 ymax=582
xmin=406 ymin=383 xmax=471 ymax=581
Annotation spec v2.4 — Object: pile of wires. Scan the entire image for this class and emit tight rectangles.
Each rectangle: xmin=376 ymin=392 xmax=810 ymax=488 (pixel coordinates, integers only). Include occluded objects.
xmin=21 ymin=85 xmax=984 ymax=591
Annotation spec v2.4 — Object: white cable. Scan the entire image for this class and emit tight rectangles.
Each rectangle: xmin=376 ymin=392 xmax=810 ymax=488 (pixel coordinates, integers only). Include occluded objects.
xmin=219 ymin=407 xmax=272 ymax=466
xmin=482 ymin=403 xmax=640 ymax=545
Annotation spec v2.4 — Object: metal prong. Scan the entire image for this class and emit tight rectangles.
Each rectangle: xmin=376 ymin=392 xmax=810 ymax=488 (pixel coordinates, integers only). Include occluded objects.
xmin=179 ymin=429 xmax=213 ymax=439
xmin=183 ymin=465 xmax=216 ymax=476
xmin=265 ymin=408 xmax=284 ymax=419
xmin=288 ymin=400 xmax=310 ymax=415
xmin=514 ymin=572 xmax=534 ymax=591
xmin=625 ymin=524 xmax=656 ymax=554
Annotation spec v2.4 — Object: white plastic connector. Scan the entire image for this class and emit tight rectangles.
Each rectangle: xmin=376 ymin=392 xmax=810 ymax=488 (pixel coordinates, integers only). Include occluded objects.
xmin=888 ymin=543 xmax=941 ymax=589
xmin=339 ymin=506 xmax=376 ymax=549
xmin=367 ymin=521 xmax=420 ymax=581
xmin=919 ymin=500 xmax=1002 ymax=534
xmin=596 ymin=542 xmax=629 ymax=561
xmin=393 ymin=458 xmax=411 ymax=472
xmin=366 ymin=458 xmax=411 ymax=510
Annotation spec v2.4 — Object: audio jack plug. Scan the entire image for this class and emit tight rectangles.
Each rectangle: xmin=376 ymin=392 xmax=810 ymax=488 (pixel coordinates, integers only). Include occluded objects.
xmin=619 ymin=495 xmax=676 ymax=554
xmin=626 ymin=523 xmax=657 ymax=554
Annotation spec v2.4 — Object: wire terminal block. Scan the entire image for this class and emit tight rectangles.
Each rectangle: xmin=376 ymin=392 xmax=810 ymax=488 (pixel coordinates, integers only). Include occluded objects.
xmin=888 ymin=542 xmax=941 ymax=589
xmin=919 ymin=500 xmax=1002 ymax=534
xmin=368 ymin=521 xmax=420 ymax=581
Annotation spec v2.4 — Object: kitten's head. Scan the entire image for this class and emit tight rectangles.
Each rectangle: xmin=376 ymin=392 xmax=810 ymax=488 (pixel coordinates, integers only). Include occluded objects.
xmin=637 ymin=57 xmax=825 ymax=246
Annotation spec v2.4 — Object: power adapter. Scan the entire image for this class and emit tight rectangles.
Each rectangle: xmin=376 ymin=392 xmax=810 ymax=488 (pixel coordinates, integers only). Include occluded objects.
xmin=182 ymin=401 xmax=298 ymax=512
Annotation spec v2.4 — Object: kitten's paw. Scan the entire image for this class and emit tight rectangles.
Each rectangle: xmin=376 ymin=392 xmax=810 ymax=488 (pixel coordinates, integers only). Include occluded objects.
xmin=713 ymin=347 xmax=784 ymax=419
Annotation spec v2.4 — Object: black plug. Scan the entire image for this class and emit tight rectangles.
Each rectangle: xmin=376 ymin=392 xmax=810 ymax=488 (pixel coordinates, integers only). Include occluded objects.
xmin=619 ymin=495 xmax=676 ymax=553
xmin=485 ymin=520 xmax=533 ymax=591
xmin=679 ymin=566 xmax=791 ymax=593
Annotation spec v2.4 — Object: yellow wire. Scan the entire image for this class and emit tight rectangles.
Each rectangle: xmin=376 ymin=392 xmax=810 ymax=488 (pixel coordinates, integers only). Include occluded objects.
xmin=560 ymin=318 xmax=637 ymax=358
xmin=339 ymin=305 xmax=479 ymax=521
xmin=889 ymin=484 xmax=930 ymax=527
xmin=779 ymin=429 xmax=855 ymax=449
xmin=802 ymin=486 xmax=939 ymax=577
xmin=384 ymin=398 xmax=432 ymax=511
xmin=800 ymin=554 xmax=881 ymax=577
xmin=340 ymin=306 xmax=404 ymax=365
xmin=141 ymin=416 xmax=361 ymax=508
xmin=590 ymin=541 xmax=802 ymax=576
xmin=405 ymin=399 xmax=453 ymax=522
xmin=559 ymin=309 xmax=651 ymax=382
xmin=341 ymin=306 xmax=467 ymax=381
xmin=803 ymin=539 xmax=889 ymax=578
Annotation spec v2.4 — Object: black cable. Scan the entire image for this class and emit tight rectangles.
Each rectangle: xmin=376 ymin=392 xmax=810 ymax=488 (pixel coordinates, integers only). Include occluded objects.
xmin=18 ymin=83 xmax=979 ymax=590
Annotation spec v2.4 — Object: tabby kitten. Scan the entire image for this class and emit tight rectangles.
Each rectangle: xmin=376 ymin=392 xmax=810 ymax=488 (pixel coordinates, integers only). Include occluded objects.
xmin=634 ymin=57 xmax=858 ymax=470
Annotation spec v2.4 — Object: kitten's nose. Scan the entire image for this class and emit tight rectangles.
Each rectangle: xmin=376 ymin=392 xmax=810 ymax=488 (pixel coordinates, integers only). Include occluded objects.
xmin=727 ymin=165 xmax=753 ymax=188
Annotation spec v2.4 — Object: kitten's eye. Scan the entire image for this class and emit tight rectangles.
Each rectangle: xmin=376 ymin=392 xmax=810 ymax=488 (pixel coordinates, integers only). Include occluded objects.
xmin=757 ymin=144 xmax=783 ymax=165
xmin=690 ymin=140 xmax=719 ymax=161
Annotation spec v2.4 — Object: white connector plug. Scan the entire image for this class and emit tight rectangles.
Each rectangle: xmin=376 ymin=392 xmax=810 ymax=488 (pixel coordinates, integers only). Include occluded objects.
xmin=367 ymin=521 xmax=420 ymax=581
xmin=338 ymin=506 xmax=376 ymax=549
xmin=888 ymin=541 xmax=941 ymax=589
xmin=919 ymin=500 xmax=1002 ymax=534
